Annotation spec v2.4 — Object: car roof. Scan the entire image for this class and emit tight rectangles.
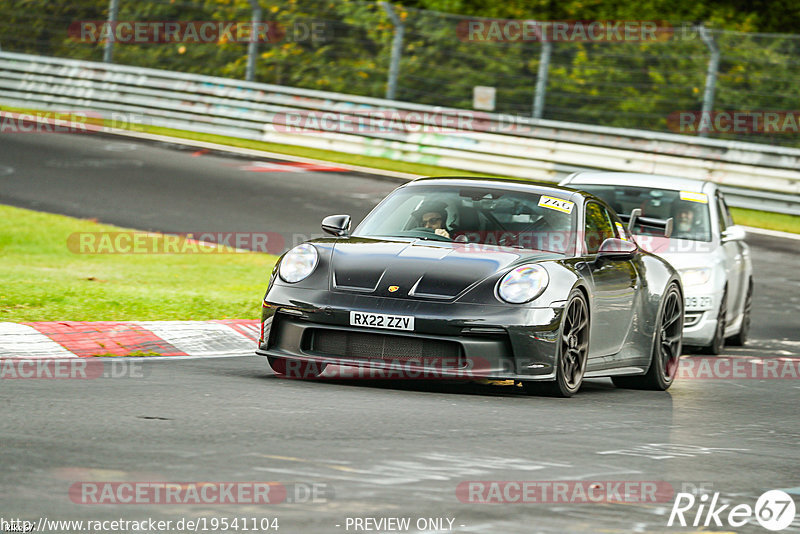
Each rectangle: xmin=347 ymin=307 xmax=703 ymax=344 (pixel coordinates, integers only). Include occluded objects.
xmin=564 ymin=172 xmax=713 ymax=194
xmin=409 ymin=176 xmax=582 ymax=198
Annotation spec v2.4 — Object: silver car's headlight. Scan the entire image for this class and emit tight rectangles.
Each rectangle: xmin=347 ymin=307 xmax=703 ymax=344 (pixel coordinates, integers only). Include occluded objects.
xmin=497 ymin=265 xmax=549 ymax=304
xmin=279 ymin=244 xmax=318 ymax=283
xmin=679 ymin=267 xmax=712 ymax=287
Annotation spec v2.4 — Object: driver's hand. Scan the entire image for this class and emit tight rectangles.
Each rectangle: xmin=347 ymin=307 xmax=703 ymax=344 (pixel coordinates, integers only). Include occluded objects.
xmin=435 ymin=228 xmax=450 ymax=238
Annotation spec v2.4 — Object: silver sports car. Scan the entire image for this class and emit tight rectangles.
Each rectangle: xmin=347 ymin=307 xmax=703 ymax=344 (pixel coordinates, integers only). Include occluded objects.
xmin=561 ymin=172 xmax=753 ymax=354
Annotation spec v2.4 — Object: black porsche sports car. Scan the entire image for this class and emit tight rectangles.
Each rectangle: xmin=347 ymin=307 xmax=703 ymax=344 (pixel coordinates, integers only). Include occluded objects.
xmin=256 ymin=177 xmax=684 ymax=397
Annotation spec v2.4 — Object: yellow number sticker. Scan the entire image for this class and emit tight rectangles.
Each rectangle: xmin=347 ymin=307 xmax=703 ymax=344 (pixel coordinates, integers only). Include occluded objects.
xmin=679 ymin=191 xmax=709 ymax=203
xmin=538 ymin=196 xmax=575 ymax=214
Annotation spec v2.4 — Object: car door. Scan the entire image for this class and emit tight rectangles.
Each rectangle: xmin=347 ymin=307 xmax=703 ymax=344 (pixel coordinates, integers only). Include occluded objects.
xmin=583 ymin=201 xmax=638 ymax=358
xmin=716 ymin=192 xmax=744 ymax=322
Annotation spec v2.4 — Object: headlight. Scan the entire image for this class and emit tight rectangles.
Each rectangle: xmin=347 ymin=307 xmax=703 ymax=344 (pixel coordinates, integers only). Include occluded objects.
xmin=279 ymin=244 xmax=318 ymax=283
xmin=497 ymin=264 xmax=549 ymax=304
xmin=679 ymin=267 xmax=712 ymax=287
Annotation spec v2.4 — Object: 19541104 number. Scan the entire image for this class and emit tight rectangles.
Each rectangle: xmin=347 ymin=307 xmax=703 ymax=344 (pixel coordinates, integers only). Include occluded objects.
xmin=196 ymin=517 xmax=279 ymax=531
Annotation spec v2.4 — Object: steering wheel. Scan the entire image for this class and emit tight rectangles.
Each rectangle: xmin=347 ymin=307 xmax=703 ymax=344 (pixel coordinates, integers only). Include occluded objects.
xmin=410 ymin=226 xmax=453 ymax=241
xmin=498 ymin=232 xmax=518 ymax=247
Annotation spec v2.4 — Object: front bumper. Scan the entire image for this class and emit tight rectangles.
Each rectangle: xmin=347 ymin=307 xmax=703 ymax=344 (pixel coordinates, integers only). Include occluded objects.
xmin=682 ymin=292 xmax=718 ymax=346
xmin=256 ymin=289 xmax=564 ymax=381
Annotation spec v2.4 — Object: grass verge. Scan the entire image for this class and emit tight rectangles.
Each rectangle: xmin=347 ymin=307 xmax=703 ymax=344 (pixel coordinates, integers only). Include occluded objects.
xmin=730 ymin=207 xmax=800 ymax=234
xmin=0 ymin=204 xmax=276 ymax=322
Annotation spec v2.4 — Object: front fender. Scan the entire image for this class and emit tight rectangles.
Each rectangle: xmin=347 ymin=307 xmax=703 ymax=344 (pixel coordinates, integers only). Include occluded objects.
xmin=638 ymin=252 xmax=683 ymax=341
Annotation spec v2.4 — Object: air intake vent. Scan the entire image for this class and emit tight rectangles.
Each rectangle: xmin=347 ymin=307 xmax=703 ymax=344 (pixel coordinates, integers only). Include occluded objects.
xmin=308 ymin=329 xmax=462 ymax=364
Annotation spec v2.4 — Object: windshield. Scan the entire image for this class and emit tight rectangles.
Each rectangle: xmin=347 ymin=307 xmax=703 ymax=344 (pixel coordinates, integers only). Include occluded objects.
xmin=354 ymin=184 xmax=577 ymax=253
xmin=572 ymin=184 xmax=712 ymax=242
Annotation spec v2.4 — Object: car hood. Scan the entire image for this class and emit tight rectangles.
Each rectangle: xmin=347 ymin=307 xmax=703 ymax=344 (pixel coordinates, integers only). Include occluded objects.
xmin=656 ymin=250 xmax=719 ymax=271
xmin=634 ymin=236 xmax=716 ymax=257
xmin=329 ymin=237 xmax=558 ymax=299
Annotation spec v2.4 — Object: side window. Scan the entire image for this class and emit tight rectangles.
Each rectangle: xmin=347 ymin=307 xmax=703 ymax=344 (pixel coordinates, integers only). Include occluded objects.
xmin=584 ymin=202 xmax=615 ymax=254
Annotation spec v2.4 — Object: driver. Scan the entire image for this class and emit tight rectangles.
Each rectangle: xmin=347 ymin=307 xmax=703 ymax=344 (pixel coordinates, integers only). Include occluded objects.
xmin=671 ymin=201 xmax=701 ymax=237
xmin=413 ymin=201 xmax=450 ymax=239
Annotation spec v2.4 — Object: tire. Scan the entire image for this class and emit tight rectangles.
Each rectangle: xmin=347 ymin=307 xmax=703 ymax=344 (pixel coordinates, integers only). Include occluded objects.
xmin=701 ymin=290 xmax=727 ymax=355
xmin=727 ymin=281 xmax=752 ymax=347
xmin=268 ymin=356 xmax=327 ymax=379
xmin=613 ymin=283 xmax=683 ymax=391
xmin=523 ymin=289 xmax=589 ymax=398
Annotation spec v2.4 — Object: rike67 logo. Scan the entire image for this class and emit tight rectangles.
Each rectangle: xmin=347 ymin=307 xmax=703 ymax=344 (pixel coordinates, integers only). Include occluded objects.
xmin=668 ymin=489 xmax=796 ymax=531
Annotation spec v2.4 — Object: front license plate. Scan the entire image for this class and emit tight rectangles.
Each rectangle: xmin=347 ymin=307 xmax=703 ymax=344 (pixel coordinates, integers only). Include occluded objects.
xmin=350 ymin=311 xmax=414 ymax=331
xmin=685 ymin=296 xmax=713 ymax=311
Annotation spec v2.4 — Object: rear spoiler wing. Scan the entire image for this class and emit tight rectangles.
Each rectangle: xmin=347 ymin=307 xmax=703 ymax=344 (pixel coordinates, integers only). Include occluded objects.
xmin=622 ymin=209 xmax=673 ymax=238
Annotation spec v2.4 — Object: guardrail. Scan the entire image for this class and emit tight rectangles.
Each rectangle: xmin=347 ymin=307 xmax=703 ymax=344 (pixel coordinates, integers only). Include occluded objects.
xmin=718 ymin=187 xmax=800 ymax=216
xmin=1 ymin=51 xmax=799 ymax=215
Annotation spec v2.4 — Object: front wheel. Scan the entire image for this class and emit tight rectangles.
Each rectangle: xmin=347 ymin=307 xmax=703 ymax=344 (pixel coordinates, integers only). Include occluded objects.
xmin=523 ymin=289 xmax=589 ymax=397
xmin=613 ymin=282 xmax=683 ymax=390
xmin=727 ymin=281 xmax=752 ymax=346
xmin=268 ymin=356 xmax=327 ymax=379
xmin=701 ymin=290 xmax=727 ymax=355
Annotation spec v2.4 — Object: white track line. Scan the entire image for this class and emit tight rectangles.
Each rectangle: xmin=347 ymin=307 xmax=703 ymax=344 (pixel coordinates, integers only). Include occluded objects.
xmin=134 ymin=321 xmax=256 ymax=357
xmin=742 ymin=225 xmax=800 ymax=241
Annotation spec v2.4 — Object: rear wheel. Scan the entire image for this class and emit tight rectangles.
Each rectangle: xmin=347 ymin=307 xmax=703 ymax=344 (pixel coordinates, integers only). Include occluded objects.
xmin=268 ymin=356 xmax=327 ymax=379
xmin=727 ymin=281 xmax=752 ymax=346
xmin=701 ymin=290 xmax=727 ymax=355
xmin=523 ymin=290 xmax=589 ymax=398
xmin=613 ymin=283 xmax=683 ymax=390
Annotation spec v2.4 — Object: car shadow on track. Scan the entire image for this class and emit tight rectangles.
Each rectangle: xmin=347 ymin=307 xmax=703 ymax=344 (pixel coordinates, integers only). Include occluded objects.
xmin=256 ymin=372 xmax=672 ymax=401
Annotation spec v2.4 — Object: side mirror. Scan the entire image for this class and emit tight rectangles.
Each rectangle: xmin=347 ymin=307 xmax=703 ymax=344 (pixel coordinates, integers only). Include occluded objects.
xmin=722 ymin=225 xmax=746 ymax=243
xmin=321 ymin=214 xmax=351 ymax=237
xmin=596 ymin=238 xmax=638 ymax=262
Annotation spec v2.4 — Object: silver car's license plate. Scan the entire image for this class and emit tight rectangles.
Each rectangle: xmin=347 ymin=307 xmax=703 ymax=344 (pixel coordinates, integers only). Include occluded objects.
xmin=685 ymin=296 xmax=713 ymax=310
xmin=350 ymin=311 xmax=414 ymax=331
